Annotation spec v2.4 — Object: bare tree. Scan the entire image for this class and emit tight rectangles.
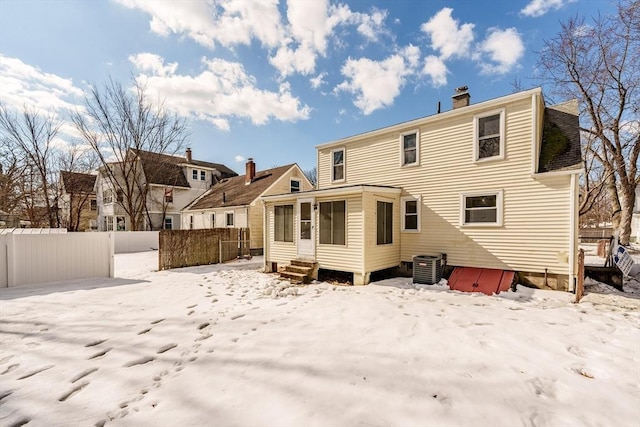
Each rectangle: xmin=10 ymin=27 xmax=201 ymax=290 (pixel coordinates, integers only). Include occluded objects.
xmin=73 ymin=78 xmax=188 ymax=231
xmin=58 ymin=140 xmax=99 ymax=231
xmin=0 ymin=104 xmax=62 ymax=227
xmin=303 ymin=167 xmax=317 ymax=187
xmin=537 ymin=0 xmax=639 ymax=244
xmin=0 ymin=141 xmax=22 ymax=216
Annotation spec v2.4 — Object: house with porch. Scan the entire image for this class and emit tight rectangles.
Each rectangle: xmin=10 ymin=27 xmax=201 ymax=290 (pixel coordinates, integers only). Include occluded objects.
xmin=262 ymin=87 xmax=582 ymax=291
xmin=182 ymin=159 xmax=313 ymax=254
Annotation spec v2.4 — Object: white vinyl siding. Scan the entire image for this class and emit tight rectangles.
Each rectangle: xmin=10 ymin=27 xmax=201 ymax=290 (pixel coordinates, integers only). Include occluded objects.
xmin=316 ymin=94 xmax=572 ymax=276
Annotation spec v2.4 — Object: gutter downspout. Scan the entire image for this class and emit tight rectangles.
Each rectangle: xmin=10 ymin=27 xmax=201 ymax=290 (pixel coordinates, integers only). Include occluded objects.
xmin=262 ymin=200 xmax=268 ymax=272
xmin=569 ymin=173 xmax=577 ymax=292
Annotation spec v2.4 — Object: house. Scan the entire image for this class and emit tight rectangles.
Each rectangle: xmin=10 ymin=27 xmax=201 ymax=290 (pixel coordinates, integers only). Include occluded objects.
xmin=59 ymin=171 xmax=97 ymax=231
xmin=182 ymin=158 xmax=313 ymax=254
xmin=262 ymin=87 xmax=583 ymax=290
xmin=96 ymin=148 xmax=237 ymax=231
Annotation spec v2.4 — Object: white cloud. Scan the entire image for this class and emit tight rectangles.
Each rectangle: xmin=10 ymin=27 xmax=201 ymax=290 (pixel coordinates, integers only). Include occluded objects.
xmin=234 ymin=155 xmax=246 ymax=162
xmin=422 ymin=55 xmax=447 ymax=87
xmin=335 ymin=48 xmax=417 ymax=115
xmin=476 ymin=28 xmax=524 ymax=75
xmin=116 ymin=0 xmax=284 ymax=49
xmin=310 ymin=72 xmax=328 ymax=90
xmin=0 ymin=55 xmax=85 ymax=121
xmin=520 ymin=0 xmax=576 ymax=17
xmin=130 ymin=54 xmax=310 ymax=130
xmin=129 ymin=53 xmax=177 ymax=77
xmin=420 ymin=8 xmax=474 ymax=60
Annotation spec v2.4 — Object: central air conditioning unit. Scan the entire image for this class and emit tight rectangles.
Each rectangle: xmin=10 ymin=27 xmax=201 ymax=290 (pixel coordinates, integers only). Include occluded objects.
xmin=413 ymin=255 xmax=442 ymax=285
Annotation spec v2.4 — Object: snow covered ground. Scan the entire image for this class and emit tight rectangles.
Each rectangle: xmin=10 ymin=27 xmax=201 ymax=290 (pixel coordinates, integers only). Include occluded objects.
xmin=1 ymin=252 xmax=639 ymax=427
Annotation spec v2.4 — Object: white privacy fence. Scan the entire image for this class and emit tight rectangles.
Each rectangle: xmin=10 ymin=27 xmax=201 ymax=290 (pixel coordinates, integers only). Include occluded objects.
xmin=114 ymin=231 xmax=159 ymax=254
xmin=0 ymin=232 xmax=114 ymax=288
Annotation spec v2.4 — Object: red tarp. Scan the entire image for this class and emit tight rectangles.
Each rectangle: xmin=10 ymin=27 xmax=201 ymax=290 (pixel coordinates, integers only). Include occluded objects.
xmin=447 ymin=267 xmax=515 ymax=295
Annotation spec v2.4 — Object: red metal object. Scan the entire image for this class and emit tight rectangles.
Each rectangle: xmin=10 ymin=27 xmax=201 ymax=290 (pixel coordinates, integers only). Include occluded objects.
xmin=448 ymin=267 xmax=515 ymax=295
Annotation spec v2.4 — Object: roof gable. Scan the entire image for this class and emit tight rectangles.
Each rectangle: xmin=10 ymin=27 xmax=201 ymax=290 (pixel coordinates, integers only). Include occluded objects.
xmin=60 ymin=171 xmax=97 ymax=194
xmin=187 ymin=164 xmax=297 ymax=210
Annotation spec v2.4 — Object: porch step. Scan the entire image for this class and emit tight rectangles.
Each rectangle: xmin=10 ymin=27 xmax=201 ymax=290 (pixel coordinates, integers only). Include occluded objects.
xmin=279 ymin=260 xmax=318 ymax=284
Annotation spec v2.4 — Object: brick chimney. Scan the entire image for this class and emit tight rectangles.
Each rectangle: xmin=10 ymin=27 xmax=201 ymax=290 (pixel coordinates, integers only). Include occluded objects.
xmin=185 ymin=147 xmax=192 ymax=162
xmin=452 ymin=86 xmax=470 ymax=109
xmin=245 ymin=158 xmax=255 ymax=185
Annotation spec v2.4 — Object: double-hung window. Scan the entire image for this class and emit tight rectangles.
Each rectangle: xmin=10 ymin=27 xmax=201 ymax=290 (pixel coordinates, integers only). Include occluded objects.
xmin=226 ymin=212 xmax=234 ymax=227
xmin=274 ymin=205 xmax=294 ymax=242
xmin=332 ymin=148 xmax=345 ymax=182
xmin=200 ymin=170 xmax=206 ymax=181
xmin=475 ymin=109 xmax=505 ymax=161
xmin=192 ymin=169 xmax=198 ymax=180
xmin=103 ymin=189 xmax=113 ymax=204
xmin=319 ymin=200 xmax=345 ymax=245
xmin=376 ymin=201 xmax=393 ymax=245
xmin=400 ymin=131 xmax=419 ymax=166
xmin=164 ymin=217 xmax=173 ymax=230
xmin=401 ymin=196 xmax=420 ymax=232
xmin=461 ymin=191 xmax=503 ymax=226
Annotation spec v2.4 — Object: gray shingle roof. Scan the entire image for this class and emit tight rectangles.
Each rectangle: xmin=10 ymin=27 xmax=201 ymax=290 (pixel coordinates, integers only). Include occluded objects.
xmin=538 ymin=100 xmax=583 ymax=173
xmin=187 ymin=164 xmax=295 ymax=210
xmin=60 ymin=171 xmax=97 ymax=194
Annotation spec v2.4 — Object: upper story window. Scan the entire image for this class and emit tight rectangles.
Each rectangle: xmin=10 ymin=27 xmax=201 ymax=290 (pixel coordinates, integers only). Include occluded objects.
xmin=290 ymin=179 xmax=301 ymax=193
xmin=210 ymin=213 xmax=215 ymax=229
xmin=164 ymin=188 xmax=173 ymax=203
xmin=400 ymin=131 xmax=419 ymax=166
xmin=474 ymin=109 xmax=505 ymax=162
xmin=332 ymin=148 xmax=345 ymax=182
xmin=116 ymin=189 xmax=124 ymax=203
xmin=401 ymin=196 xmax=420 ymax=232
xmin=200 ymin=170 xmax=206 ymax=181
xmin=192 ymin=169 xmax=198 ymax=180
xmin=103 ymin=189 xmax=113 ymax=204
xmin=226 ymin=212 xmax=234 ymax=227
xmin=461 ymin=191 xmax=503 ymax=227
xmin=90 ymin=199 xmax=97 ymax=211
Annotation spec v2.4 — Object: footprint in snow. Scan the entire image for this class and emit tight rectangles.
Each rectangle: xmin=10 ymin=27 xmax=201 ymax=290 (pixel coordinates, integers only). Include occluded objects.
xmin=123 ymin=356 xmax=155 ymax=367
xmin=85 ymin=339 xmax=107 ymax=347
xmin=88 ymin=348 xmax=111 ymax=360
xmin=137 ymin=328 xmax=152 ymax=335
xmin=70 ymin=368 xmax=98 ymax=383
xmin=0 ymin=390 xmax=13 ymax=402
xmin=17 ymin=365 xmax=53 ymax=380
xmin=59 ymin=381 xmax=89 ymax=402
xmin=1 ymin=364 xmax=19 ymax=375
xmin=157 ymin=344 xmax=178 ymax=354
xmin=150 ymin=319 xmax=165 ymax=325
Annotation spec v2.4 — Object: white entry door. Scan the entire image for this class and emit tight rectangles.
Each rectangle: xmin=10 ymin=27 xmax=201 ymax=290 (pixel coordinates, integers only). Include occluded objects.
xmin=297 ymin=198 xmax=315 ymax=258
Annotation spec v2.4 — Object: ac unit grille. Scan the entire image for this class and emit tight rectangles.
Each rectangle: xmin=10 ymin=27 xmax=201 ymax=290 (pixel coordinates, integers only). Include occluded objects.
xmin=413 ymin=255 xmax=442 ymax=285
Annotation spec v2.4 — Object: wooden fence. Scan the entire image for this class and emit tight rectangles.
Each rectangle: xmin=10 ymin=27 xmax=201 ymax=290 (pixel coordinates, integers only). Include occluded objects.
xmin=579 ymin=228 xmax=614 ymax=243
xmin=158 ymin=228 xmax=250 ymax=270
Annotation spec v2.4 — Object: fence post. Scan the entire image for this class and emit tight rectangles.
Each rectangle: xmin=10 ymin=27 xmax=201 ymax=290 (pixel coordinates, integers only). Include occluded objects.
xmin=574 ymin=249 xmax=585 ymax=303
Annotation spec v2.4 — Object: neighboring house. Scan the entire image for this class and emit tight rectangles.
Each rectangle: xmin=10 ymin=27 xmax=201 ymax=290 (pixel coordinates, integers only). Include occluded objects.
xmin=96 ymin=148 xmax=237 ymax=231
xmin=59 ymin=171 xmax=97 ymax=231
xmin=0 ymin=209 xmax=20 ymax=228
xmin=262 ymin=87 xmax=583 ymax=290
xmin=182 ymin=158 xmax=313 ymax=254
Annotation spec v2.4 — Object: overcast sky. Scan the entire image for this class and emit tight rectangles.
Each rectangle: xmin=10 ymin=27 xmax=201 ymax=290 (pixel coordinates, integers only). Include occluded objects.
xmin=0 ymin=0 xmax=613 ymax=173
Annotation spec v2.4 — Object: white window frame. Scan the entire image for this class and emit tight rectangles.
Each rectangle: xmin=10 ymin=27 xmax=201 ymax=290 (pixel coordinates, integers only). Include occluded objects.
xmin=164 ymin=217 xmax=173 ymax=230
xmin=376 ymin=200 xmax=393 ymax=246
xmin=399 ymin=130 xmax=420 ymax=167
xmin=105 ymin=216 xmax=114 ymax=231
xmin=401 ymin=196 xmax=421 ymax=232
xmin=473 ymin=108 xmax=505 ymax=162
xmin=318 ymin=200 xmax=347 ymax=245
xmin=200 ymin=170 xmax=206 ymax=181
xmin=116 ymin=215 xmax=126 ymax=231
xmin=274 ymin=204 xmax=294 ymax=242
xmin=460 ymin=190 xmax=503 ymax=227
xmin=103 ymin=189 xmax=113 ymax=205
xmin=192 ymin=169 xmax=198 ymax=180
xmin=331 ymin=148 xmax=345 ymax=183
xmin=225 ymin=211 xmax=235 ymax=227
xmin=290 ymin=179 xmax=301 ymax=193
